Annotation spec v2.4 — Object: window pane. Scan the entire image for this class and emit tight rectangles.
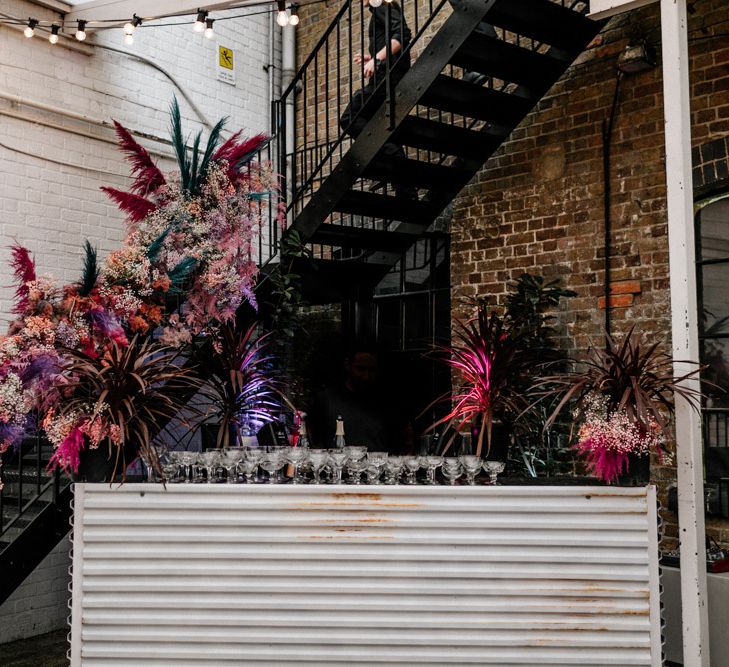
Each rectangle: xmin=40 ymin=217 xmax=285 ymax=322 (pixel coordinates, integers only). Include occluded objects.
xmin=700 ymin=197 xmax=729 ymax=261
xmin=702 ymin=263 xmax=729 ymax=333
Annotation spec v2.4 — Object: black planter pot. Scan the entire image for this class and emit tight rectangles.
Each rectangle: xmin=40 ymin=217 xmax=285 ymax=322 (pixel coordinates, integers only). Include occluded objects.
xmin=483 ymin=421 xmax=510 ymax=461
xmin=618 ymin=452 xmax=651 ymax=486
xmin=74 ymin=443 xmax=137 ymax=483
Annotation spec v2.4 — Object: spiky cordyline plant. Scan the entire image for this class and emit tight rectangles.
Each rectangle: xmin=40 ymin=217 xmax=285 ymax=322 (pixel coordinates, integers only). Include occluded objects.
xmin=197 ymin=323 xmax=289 ymax=448
xmin=55 ymin=336 xmax=200 ymax=479
xmin=427 ymin=308 xmax=540 ymax=456
xmin=539 ymin=326 xmax=704 ymax=437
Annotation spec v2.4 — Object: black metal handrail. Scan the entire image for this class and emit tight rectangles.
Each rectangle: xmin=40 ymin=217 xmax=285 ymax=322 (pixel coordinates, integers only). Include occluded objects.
xmin=274 ymin=0 xmax=453 ymax=222
xmin=0 ymin=433 xmax=65 ymax=543
xmin=273 ymin=0 xmax=594 ymax=247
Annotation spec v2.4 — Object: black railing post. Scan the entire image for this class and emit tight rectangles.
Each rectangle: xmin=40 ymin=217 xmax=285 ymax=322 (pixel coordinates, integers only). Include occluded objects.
xmin=17 ymin=440 xmax=23 ymax=516
xmin=0 ymin=456 xmax=4 ymax=530
xmin=384 ymin=1 xmax=395 ymax=130
xmin=53 ymin=467 xmax=60 ymax=504
xmin=36 ymin=432 xmax=41 ymax=497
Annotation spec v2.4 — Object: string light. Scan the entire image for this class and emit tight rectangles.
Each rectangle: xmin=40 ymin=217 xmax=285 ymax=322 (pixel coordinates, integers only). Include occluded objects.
xmin=194 ymin=9 xmax=208 ymax=32
xmin=204 ymin=18 xmax=215 ymax=39
xmin=123 ymin=14 xmax=142 ymax=35
xmin=24 ymin=18 xmax=38 ymax=38
xmin=276 ymin=0 xmax=288 ymax=27
xmin=122 ymin=15 xmax=142 ymax=44
xmin=1 ymin=0 xmax=325 ymax=42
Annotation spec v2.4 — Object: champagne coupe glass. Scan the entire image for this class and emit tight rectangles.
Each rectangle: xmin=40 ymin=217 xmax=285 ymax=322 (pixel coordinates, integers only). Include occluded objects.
xmin=441 ymin=457 xmax=462 ymax=485
xmin=166 ymin=451 xmax=183 ymax=481
xmin=260 ymin=449 xmax=285 ymax=483
xmin=201 ymin=450 xmax=221 ymax=483
xmin=459 ymin=455 xmax=482 ymax=485
xmin=328 ymin=449 xmax=349 ymax=484
xmin=384 ymin=456 xmax=404 ymax=484
xmin=161 ymin=459 xmax=180 ymax=483
xmin=308 ymin=449 xmax=329 ymax=484
xmin=221 ymin=449 xmax=244 ymax=483
xmin=403 ymin=455 xmax=421 ymax=485
xmin=286 ymin=447 xmax=310 ymax=484
xmin=177 ymin=451 xmax=197 ymax=483
xmin=140 ymin=447 xmax=159 ymax=482
xmin=423 ymin=455 xmax=444 ymax=484
xmin=483 ymin=460 xmax=505 ymax=485
xmin=239 ymin=457 xmax=259 ymax=483
xmin=344 ymin=445 xmax=367 ymax=462
xmin=347 ymin=458 xmax=366 ymax=485
xmin=366 ymin=452 xmax=388 ymax=484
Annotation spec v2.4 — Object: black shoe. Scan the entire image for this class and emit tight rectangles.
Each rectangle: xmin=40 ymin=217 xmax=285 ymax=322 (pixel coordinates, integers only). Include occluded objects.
xmin=462 ymin=70 xmax=488 ymax=86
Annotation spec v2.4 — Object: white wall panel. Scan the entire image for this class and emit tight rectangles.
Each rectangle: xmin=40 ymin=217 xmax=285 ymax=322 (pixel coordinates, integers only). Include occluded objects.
xmin=71 ymin=484 xmax=662 ymax=666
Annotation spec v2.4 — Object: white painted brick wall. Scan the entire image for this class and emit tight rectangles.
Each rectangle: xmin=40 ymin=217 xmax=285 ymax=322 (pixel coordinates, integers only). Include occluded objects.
xmin=0 ymin=537 xmax=71 ymax=643
xmin=0 ymin=0 xmax=281 ymax=644
xmin=0 ymin=0 xmax=281 ymax=327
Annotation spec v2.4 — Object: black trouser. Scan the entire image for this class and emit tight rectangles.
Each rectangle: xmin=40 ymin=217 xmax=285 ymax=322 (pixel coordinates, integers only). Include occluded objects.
xmin=339 ymin=66 xmax=408 ymax=163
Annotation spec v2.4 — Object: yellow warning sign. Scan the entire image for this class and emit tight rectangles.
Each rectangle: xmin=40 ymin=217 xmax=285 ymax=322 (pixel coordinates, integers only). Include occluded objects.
xmin=219 ymin=46 xmax=234 ymax=70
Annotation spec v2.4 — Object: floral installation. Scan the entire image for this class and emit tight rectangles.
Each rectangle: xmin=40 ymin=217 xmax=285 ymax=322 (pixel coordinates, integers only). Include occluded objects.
xmin=573 ymin=393 xmax=665 ymax=484
xmin=0 ymin=98 xmax=278 ymax=475
xmin=540 ymin=327 xmax=704 ymax=484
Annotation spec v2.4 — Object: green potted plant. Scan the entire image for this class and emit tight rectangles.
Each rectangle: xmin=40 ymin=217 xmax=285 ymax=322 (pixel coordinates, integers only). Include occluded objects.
xmin=45 ymin=336 xmax=199 ymax=482
xmin=538 ymin=327 xmax=705 ymax=483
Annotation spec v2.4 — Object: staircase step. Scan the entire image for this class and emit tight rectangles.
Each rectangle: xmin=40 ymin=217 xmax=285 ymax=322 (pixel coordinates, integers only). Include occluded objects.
xmin=395 ymin=116 xmax=503 ymax=160
xmin=489 ymin=0 xmax=597 ymax=53
xmin=422 ymin=75 xmax=534 ymax=126
xmin=364 ymin=156 xmax=471 ymax=192
xmin=452 ymin=32 xmax=568 ymax=90
xmin=333 ymin=190 xmax=439 ymax=225
xmin=311 ymin=224 xmax=419 ymax=253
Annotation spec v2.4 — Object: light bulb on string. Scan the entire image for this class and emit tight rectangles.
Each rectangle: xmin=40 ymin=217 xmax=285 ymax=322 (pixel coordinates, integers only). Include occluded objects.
xmin=276 ymin=0 xmax=289 ymax=27
xmin=49 ymin=24 xmax=60 ymax=44
xmin=122 ymin=15 xmax=141 ymax=43
xmin=75 ymin=20 xmax=87 ymax=41
xmin=24 ymin=18 xmax=38 ymax=38
xmin=204 ymin=18 xmax=215 ymax=39
xmin=289 ymin=4 xmax=299 ymax=26
xmin=124 ymin=15 xmax=141 ymax=35
xmin=194 ymin=9 xmax=208 ymax=32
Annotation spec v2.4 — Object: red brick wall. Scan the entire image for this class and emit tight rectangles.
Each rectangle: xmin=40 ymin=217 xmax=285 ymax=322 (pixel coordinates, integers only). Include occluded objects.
xmin=448 ymin=1 xmax=729 ymax=548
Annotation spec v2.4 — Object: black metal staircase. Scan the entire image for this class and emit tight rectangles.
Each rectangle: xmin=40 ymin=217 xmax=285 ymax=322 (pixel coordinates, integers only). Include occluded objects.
xmin=0 ymin=437 xmax=72 ymax=605
xmin=274 ymin=0 xmax=603 ymax=298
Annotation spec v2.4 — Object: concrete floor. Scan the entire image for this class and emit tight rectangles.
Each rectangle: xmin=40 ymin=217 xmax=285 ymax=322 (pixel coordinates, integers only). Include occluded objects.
xmin=1 ymin=629 xmax=68 ymax=666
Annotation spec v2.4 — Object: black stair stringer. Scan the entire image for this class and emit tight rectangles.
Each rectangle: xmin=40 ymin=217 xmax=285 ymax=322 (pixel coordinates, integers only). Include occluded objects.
xmin=290 ymin=0 xmax=499 ymax=241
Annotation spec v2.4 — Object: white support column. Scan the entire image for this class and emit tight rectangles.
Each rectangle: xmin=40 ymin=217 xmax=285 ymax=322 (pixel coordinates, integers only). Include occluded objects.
xmin=660 ymin=1 xmax=710 ymax=665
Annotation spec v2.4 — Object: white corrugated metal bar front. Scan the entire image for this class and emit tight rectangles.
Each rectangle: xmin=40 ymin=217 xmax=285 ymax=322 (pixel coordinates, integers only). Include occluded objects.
xmin=70 ymin=484 xmax=662 ymax=666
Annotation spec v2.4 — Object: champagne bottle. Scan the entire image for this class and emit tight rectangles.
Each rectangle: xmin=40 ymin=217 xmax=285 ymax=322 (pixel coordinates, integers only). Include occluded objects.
xmin=334 ymin=415 xmax=346 ymax=449
xmin=298 ymin=416 xmax=310 ymax=449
